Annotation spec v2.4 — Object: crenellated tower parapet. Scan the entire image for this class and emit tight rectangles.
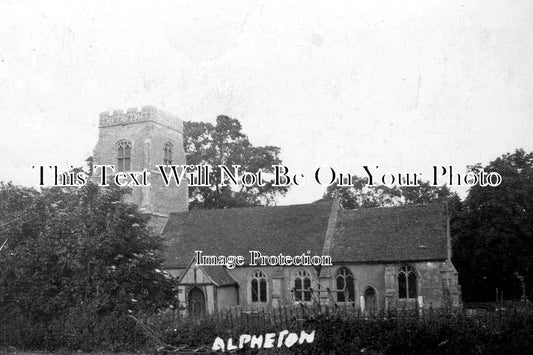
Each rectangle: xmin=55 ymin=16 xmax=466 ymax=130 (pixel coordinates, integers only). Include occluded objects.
xmin=93 ymin=105 xmax=189 ymax=230
xmin=99 ymin=105 xmax=183 ymax=133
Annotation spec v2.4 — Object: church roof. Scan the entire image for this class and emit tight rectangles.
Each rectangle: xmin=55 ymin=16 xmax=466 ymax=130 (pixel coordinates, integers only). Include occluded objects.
xmin=200 ymin=265 xmax=239 ymax=286
xmin=162 ymin=201 xmax=334 ymax=268
xmin=330 ymin=203 xmax=449 ymax=263
xmin=161 ymin=201 xmax=449 ymax=268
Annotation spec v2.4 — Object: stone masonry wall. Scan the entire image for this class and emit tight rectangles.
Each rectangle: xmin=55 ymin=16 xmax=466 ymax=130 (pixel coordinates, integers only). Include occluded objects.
xmin=92 ymin=106 xmax=188 ymax=222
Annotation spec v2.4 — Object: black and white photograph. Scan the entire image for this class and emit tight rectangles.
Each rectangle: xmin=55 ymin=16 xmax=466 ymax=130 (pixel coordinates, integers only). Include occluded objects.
xmin=1 ymin=1 xmax=532 ymax=354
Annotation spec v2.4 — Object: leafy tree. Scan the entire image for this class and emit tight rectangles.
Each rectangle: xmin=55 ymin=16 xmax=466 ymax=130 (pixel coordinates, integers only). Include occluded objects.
xmin=452 ymin=149 xmax=533 ymax=301
xmin=0 ymin=181 xmax=177 ymax=348
xmin=183 ymin=115 xmax=287 ymax=209
xmin=318 ymin=176 xmax=458 ymax=209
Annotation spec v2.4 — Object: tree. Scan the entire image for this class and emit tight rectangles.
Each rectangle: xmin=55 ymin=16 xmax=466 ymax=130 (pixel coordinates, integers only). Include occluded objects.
xmin=318 ymin=176 xmax=458 ymax=209
xmin=452 ymin=149 xmax=533 ymax=301
xmin=183 ymin=115 xmax=287 ymax=209
xmin=0 ymin=181 xmax=177 ymax=348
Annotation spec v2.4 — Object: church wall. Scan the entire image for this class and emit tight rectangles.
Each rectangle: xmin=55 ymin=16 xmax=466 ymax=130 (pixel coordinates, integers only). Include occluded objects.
xmin=228 ymin=266 xmax=321 ymax=308
xmin=217 ymin=286 xmax=239 ymax=310
xmin=223 ymin=261 xmax=454 ymax=311
xmin=206 ymin=285 xmax=215 ymax=312
xmin=326 ymin=264 xmax=387 ymax=310
xmin=144 ymin=122 xmax=188 ymax=215
xmin=168 ymin=261 xmax=458 ymax=314
xmin=93 ymin=122 xmax=152 ymax=207
xmin=384 ymin=261 xmax=450 ymax=310
xmin=415 ymin=261 xmax=446 ymax=308
xmin=279 ymin=266 xmax=321 ymax=306
xmin=227 ymin=266 xmax=275 ymax=308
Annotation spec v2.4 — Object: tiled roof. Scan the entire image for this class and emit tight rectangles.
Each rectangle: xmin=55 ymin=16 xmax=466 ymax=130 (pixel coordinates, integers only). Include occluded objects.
xmin=201 ymin=266 xmax=238 ymax=286
xmin=329 ymin=203 xmax=448 ymax=262
xmin=162 ymin=201 xmax=334 ymax=268
xmin=162 ymin=201 xmax=449 ymax=268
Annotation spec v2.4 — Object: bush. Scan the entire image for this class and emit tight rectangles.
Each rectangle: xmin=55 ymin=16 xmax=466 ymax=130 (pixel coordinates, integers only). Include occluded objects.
xmin=0 ymin=182 xmax=177 ymax=352
xmin=145 ymin=306 xmax=533 ymax=354
xmin=2 ymin=305 xmax=533 ymax=353
xmin=0 ymin=304 xmax=147 ymax=352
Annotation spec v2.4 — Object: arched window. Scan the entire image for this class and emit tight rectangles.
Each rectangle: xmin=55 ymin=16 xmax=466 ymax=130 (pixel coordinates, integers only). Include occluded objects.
xmin=163 ymin=142 xmax=173 ymax=165
xmin=294 ymin=269 xmax=312 ymax=302
xmin=398 ymin=265 xmax=417 ymax=299
xmin=250 ymin=270 xmax=267 ymax=303
xmin=336 ymin=267 xmax=355 ymax=302
xmin=116 ymin=140 xmax=132 ymax=172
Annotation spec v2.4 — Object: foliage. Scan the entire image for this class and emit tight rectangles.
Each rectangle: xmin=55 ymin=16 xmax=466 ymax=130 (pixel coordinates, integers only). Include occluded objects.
xmin=183 ymin=115 xmax=287 ymax=209
xmin=303 ymin=308 xmax=533 ymax=355
xmin=452 ymin=149 xmax=533 ymax=302
xmin=143 ymin=306 xmax=533 ymax=355
xmin=318 ymin=176 xmax=459 ymax=209
xmin=0 ymin=181 xmax=177 ymax=351
xmin=0 ymin=181 xmax=36 ymax=214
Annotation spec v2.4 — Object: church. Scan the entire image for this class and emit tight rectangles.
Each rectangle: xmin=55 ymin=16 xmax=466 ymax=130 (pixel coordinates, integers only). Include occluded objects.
xmin=93 ymin=106 xmax=461 ymax=315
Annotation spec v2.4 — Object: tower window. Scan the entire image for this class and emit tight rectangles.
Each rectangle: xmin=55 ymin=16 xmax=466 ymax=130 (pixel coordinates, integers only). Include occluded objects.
xmin=163 ymin=142 xmax=173 ymax=165
xmin=250 ymin=270 xmax=267 ymax=303
xmin=116 ymin=140 xmax=132 ymax=172
xmin=398 ymin=265 xmax=417 ymax=299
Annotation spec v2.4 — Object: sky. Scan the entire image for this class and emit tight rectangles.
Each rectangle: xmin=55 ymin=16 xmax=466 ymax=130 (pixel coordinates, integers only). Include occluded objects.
xmin=0 ymin=0 xmax=532 ymax=205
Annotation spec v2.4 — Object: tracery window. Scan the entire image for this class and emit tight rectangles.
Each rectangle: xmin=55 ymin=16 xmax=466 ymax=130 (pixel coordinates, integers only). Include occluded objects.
xmin=336 ymin=267 xmax=355 ymax=302
xmin=163 ymin=142 xmax=173 ymax=165
xmin=116 ymin=140 xmax=132 ymax=172
xmin=294 ymin=269 xmax=312 ymax=302
xmin=398 ymin=265 xmax=417 ymax=299
xmin=250 ymin=270 xmax=267 ymax=303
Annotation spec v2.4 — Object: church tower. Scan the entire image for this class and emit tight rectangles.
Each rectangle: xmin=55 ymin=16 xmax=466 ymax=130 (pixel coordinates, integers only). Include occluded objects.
xmin=92 ymin=106 xmax=189 ymax=231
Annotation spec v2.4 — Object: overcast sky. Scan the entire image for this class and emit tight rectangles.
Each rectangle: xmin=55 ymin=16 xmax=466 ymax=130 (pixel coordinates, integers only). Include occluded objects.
xmin=1 ymin=0 xmax=532 ymax=204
